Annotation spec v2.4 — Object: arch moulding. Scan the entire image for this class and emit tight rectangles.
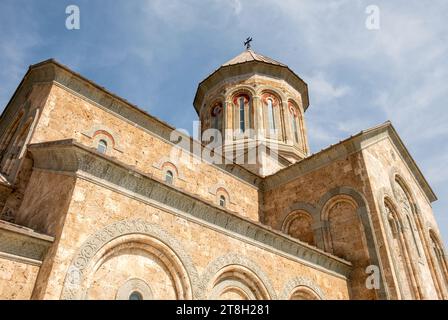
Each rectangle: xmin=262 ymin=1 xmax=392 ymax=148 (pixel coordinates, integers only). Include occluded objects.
xmin=60 ymin=219 xmax=200 ymax=300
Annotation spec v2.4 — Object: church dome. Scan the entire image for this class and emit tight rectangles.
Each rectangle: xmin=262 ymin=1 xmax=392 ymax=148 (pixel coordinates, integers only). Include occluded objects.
xmin=193 ymin=47 xmax=311 ymax=176
xmin=194 ymin=49 xmax=309 ymax=115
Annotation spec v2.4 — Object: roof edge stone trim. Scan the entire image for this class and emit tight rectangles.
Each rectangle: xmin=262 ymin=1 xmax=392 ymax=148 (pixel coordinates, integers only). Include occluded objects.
xmin=263 ymin=122 xmax=437 ymax=203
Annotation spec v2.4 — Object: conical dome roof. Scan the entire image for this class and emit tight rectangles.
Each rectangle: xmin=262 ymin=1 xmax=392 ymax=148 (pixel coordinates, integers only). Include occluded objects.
xmin=222 ymin=49 xmax=287 ymax=67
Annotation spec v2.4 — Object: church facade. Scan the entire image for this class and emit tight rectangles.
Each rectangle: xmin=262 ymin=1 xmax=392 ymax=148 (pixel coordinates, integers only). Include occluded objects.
xmin=0 ymin=49 xmax=446 ymax=300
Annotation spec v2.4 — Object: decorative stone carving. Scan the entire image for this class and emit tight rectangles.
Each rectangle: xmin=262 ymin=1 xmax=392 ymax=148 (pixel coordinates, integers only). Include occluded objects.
xmin=0 ymin=221 xmax=54 ymax=263
xmin=60 ymin=219 xmax=200 ymax=300
xmin=279 ymin=276 xmax=325 ymax=300
xmin=198 ymin=253 xmax=278 ymax=300
xmin=208 ymin=279 xmax=256 ymax=300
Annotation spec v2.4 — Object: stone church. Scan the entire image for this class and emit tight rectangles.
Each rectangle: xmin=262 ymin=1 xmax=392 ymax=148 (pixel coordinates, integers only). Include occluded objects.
xmin=0 ymin=48 xmax=447 ymax=300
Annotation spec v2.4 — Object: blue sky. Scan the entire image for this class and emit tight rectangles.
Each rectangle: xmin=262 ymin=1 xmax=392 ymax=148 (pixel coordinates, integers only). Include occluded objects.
xmin=0 ymin=0 xmax=446 ymax=245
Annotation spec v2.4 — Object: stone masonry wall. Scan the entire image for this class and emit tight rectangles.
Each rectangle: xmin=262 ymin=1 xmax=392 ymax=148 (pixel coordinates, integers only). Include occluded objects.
xmin=262 ymin=151 xmax=379 ymax=299
xmin=30 ymin=84 xmax=259 ymax=221
xmin=0 ymin=257 xmax=39 ymax=300
xmin=33 ymin=177 xmax=350 ymax=300
xmin=362 ymin=137 xmax=443 ymax=299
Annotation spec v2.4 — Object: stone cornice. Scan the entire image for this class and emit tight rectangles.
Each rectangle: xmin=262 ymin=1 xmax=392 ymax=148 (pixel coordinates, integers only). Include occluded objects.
xmin=28 ymin=139 xmax=352 ymax=278
xmin=0 ymin=220 xmax=54 ymax=265
xmin=262 ymin=122 xmax=437 ymax=203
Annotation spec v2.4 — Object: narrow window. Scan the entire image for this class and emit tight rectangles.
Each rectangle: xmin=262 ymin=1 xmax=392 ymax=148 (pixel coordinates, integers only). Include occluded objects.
xmin=129 ymin=291 xmax=143 ymax=300
xmin=165 ymin=170 xmax=174 ymax=185
xmin=219 ymin=195 xmax=226 ymax=207
xmin=97 ymin=139 xmax=107 ymax=154
xmin=267 ymin=99 xmax=275 ymax=131
xmin=248 ymin=102 xmax=253 ymax=130
xmin=212 ymin=104 xmax=222 ymax=130
xmin=239 ymin=97 xmax=245 ymax=132
xmin=291 ymin=111 xmax=299 ymax=143
xmin=407 ymin=215 xmax=421 ymax=257
xmin=211 ymin=104 xmax=222 ymax=142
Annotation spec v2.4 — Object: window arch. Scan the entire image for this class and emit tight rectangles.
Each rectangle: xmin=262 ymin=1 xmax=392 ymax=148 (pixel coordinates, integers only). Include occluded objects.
xmin=208 ymin=265 xmax=272 ymax=300
xmin=214 ymin=186 xmax=230 ymax=208
xmin=267 ymin=98 xmax=275 ymax=131
xmin=384 ymin=198 xmax=416 ymax=299
xmin=262 ymin=92 xmax=282 ymax=139
xmin=288 ymin=103 xmax=300 ymax=144
xmin=210 ymin=102 xmax=223 ymax=131
xmin=394 ymin=177 xmax=422 ymax=258
xmin=159 ymin=161 xmax=180 ymax=185
xmin=239 ymin=96 xmax=245 ymax=132
xmin=288 ymin=100 xmax=306 ymax=148
xmin=97 ymin=139 xmax=107 ymax=154
xmin=281 ymin=277 xmax=325 ymax=300
xmin=429 ymin=230 xmax=448 ymax=288
xmin=281 ymin=210 xmax=315 ymax=246
xmin=289 ymin=286 xmax=321 ymax=300
xmin=233 ymin=93 xmax=253 ymax=134
xmin=208 ymin=101 xmax=223 ymax=143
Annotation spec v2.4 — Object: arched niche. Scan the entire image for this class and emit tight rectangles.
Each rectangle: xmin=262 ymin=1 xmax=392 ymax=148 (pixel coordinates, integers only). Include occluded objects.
xmin=60 ymin=219 xmax=199 ymax=300
xmin=199 ymin=253 xmax=276 ymax=300
xmin=281 ymin=210 xmax=315 ymax=246
xmin=318 ymin=187 xmax=382 ymax=300
xmin=280 ymin=276 xmax=325 ymax=300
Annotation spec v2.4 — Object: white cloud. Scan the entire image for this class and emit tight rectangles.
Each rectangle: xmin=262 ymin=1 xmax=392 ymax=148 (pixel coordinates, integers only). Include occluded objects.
xmin=306 ymin=72 xmax=351 ymax=104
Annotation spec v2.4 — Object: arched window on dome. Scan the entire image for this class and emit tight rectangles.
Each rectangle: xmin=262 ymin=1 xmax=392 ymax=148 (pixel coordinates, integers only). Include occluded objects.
xmin=262 ymin=93 xmax=282 ymax=139
xmin=233 ymin=94 xmax=253 ymax=135
xmin=289 ymin=106 xmax=299 ymax=144
xmin=267 ymin=98 xmax=275 ymax=131
xmin=239 ymin=97 xmax=245 ymax=132
xmin=210 ymin=102 xmax=223 ymax=142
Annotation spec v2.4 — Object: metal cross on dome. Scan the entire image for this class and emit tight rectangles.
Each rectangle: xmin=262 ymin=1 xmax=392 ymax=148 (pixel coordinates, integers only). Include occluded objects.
xmin=244 ymin=37 xmax=253 ymax=50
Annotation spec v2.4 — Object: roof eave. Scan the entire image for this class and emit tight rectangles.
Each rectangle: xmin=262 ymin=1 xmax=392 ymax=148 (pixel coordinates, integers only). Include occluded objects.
xmin=264 ymin=121 xmax=437 ymax=203
xmin=193 ymin=61 xmax=309 ymax=115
